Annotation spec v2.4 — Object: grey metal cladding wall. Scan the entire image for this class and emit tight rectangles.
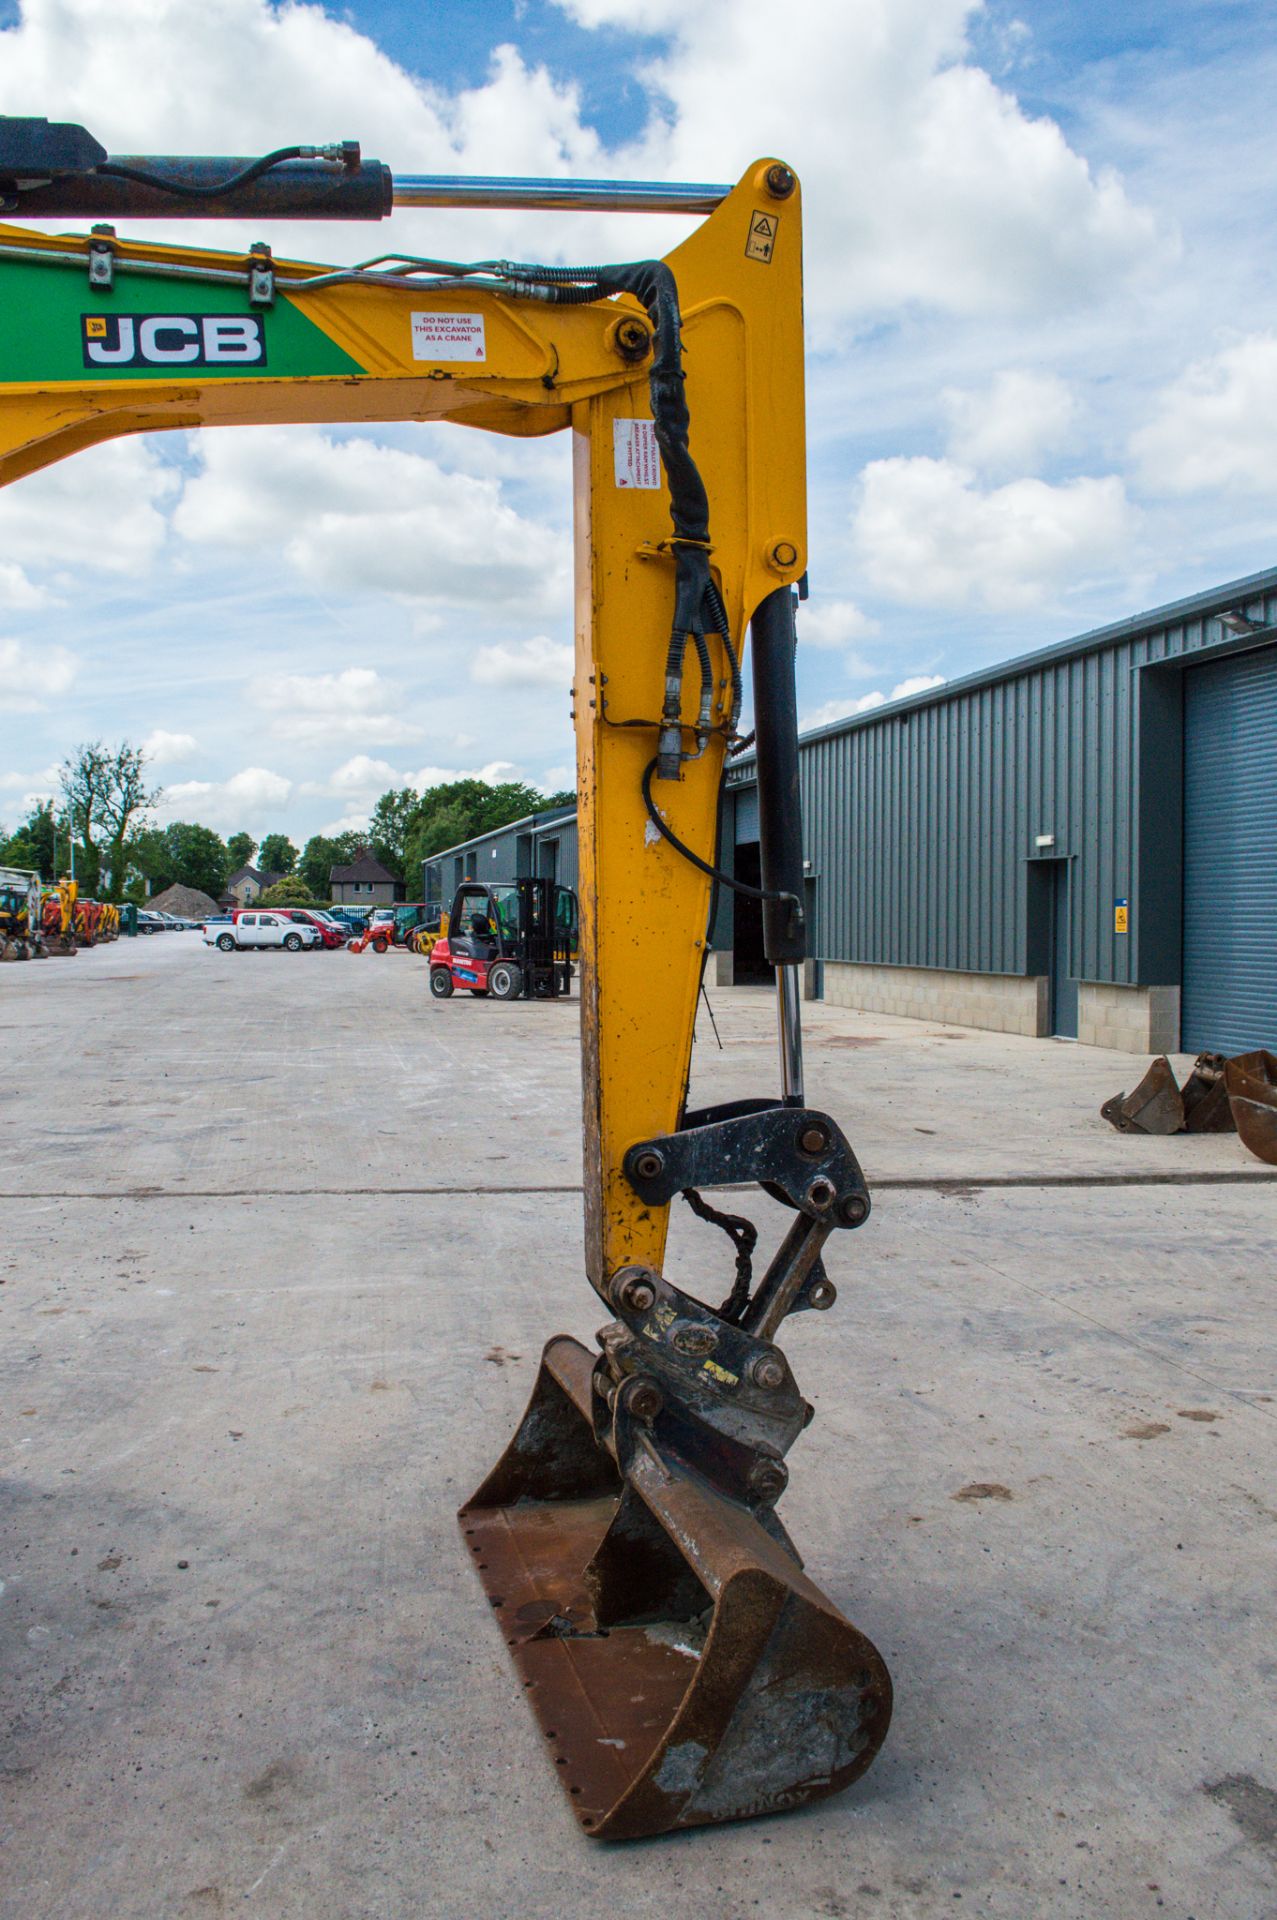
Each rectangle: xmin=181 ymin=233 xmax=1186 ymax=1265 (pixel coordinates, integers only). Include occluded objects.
xmin=539 ymin=821 xmax=579 ymax=892
xmin=795 ymin=575 xmax=1277 ymax=984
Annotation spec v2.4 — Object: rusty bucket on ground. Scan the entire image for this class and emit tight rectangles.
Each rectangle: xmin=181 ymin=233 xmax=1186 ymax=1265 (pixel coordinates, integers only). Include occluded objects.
xmin=1100 ymin=1055 xmax=1184 ymax=1135
xmin=1225 ymin=1051 xmax=1277 ymax=1166
xmin=459 ymin=1334 xmax=892 ymax=1840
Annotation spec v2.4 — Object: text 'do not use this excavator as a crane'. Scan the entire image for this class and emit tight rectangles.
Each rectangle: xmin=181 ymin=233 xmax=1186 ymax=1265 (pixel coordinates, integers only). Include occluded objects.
xmin=0 ymin=117 xmax=892 ymax=1839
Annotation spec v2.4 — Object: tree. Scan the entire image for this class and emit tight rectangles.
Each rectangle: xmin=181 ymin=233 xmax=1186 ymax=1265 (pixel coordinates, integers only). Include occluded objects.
xmin=226 ymin=831 xmax=256 ymax=872
xmin=60 ymin=740 xmax=161 ymax=899
xmin=257 ymin=833 xmax=297 ymax=877
xmin=0 ymin=799 xmax=60 ymax=879
xmin=133 ymin=821 xmax=229 ymax=899
xmin=299 ymin=831 xmax=362 ymax=899
xmin=368 ymin=788 xmax=418 ymax=879
xmin=257 ymin=876 xmax=316 ymax=906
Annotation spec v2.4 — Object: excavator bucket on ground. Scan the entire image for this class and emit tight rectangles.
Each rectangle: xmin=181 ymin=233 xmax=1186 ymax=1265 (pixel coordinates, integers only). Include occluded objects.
xmin=1179 ymin=1052 xmax=1236 ymax=1132
xmin=1100 ymin=1055 xmax=1184 ymax=1134
xmin=460 ymin=1334 xmax=892 ymax=1840
xmin=1225 ymin=1051 xmax=1277 ymax=1166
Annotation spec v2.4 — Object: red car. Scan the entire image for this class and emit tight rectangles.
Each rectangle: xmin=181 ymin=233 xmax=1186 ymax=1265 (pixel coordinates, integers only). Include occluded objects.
xmin=233 ymin=906 xmax=346 ymax=949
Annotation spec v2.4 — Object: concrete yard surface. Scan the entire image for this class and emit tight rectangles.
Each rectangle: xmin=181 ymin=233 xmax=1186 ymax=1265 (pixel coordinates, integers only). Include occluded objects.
xmin=2 ymin=937 xmax=1275 ymax=1920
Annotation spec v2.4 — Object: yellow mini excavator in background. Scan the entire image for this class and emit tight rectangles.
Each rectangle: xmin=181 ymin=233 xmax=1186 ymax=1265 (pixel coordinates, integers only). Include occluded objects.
xmin=0 ymin=117 xmax=891 ymax=1838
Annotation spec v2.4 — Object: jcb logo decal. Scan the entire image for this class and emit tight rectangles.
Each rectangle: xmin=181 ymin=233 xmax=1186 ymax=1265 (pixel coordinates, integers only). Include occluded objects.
xmin=81 ymin=313 xmax=267 ymax=369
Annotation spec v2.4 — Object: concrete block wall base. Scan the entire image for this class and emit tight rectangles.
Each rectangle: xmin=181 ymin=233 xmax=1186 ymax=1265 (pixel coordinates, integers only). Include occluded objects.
xmin=823 ymin=960 xmax=1047 ymax=1037
xmin=1078 ymin=982 xmax=1181 ymax=1054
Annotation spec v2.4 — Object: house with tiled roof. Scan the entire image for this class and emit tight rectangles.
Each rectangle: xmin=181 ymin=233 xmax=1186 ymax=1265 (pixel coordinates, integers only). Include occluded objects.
xmin=328 ymin=847 xmax=402 ymax=906
xmin=219 ymin=865 xmax=285 ymax=910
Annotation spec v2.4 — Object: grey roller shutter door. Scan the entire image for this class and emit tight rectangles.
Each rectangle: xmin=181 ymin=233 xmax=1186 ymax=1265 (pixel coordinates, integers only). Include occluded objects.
xmin=1181 ymin=643 xmax=1277 ymax=1052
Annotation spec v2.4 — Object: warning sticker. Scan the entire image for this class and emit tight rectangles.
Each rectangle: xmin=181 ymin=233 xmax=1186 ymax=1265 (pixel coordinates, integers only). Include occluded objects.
xmin=745 ymin=209 xmax=778 ymax=264
xmin=613 ymin=418 xmax=662 ymax=489
xmin=410 ymin=311 xmax=487 ymax=361
xmin=1114 ymin=899 xmax=1129 ymax=934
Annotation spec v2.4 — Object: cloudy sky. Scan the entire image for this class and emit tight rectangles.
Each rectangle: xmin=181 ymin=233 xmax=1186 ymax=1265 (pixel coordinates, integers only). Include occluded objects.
xmin=1 ymin=0 xmax=1275 ymax=841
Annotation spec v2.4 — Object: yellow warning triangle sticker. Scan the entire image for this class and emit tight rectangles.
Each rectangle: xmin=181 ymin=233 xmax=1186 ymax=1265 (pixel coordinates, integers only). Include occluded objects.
xmin=752 ymin=214 xmax=774 ymax=236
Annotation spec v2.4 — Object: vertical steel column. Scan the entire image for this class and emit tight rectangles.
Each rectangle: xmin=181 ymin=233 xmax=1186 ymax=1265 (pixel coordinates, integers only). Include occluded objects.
xmin=749 ymin=585 xmax=806 ymax=1105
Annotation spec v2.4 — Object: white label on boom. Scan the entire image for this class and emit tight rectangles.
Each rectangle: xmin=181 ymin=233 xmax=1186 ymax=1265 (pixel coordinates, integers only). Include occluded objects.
xmin=410 ymin=312 xmax=487 ymax=361
xmin=613 ymin=418 xmax=662 ymax=489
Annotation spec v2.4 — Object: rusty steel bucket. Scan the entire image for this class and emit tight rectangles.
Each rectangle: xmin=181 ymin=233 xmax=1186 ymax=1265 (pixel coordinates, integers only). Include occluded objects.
xmin=1225 ymin=1050 xmax=1277 ymax=1166
xmin=459 ymin=1335 xmax=892 ymax=1840
xmin=1100 ymin=1055 xmax=1184 ymax=1135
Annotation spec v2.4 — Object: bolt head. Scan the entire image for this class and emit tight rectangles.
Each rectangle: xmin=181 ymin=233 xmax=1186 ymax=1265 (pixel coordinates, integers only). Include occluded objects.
xmin=839 ymin=1193 xmax=870 ymax=1228
xmin=611 ymin=1266 xmax=658 ymax=1314
xmin=750 ymin=1354 xmax=786 ymax=1392
xmin=798 ymin=1124 xmax=828 ymax=1156
xmin=765 ymin=163 xmax=796 ymax=199
xmin=627 ymin=1380 xmax=663 ymax=1423
xmin=748 ymin=1456 xmax=788 ymax=1503
xmin=633 ymin=1149 xmax=665 ymax=1182
xmin=769 ymin=540 xmax=799 ymax=570
xmin=613 ymin=318 xmax=651 ymax=362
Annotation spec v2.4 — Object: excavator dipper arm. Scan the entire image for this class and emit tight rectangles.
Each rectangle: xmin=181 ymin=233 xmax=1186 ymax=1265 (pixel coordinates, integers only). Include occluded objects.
xmin=0 ymin=125 xmax=890 ymax=1835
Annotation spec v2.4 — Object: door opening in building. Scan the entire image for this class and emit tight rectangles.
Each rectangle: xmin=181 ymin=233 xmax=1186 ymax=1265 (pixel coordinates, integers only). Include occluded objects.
xmin=1027 ymin=858 xmax=1078 ymax=1039
xmin=732 ymin=841 xmax=771 ymax=983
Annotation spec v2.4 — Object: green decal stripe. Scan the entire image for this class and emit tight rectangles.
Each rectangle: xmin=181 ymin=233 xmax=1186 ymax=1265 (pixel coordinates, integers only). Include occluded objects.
xmin=0 ymin=257 xmax=367 ymax=382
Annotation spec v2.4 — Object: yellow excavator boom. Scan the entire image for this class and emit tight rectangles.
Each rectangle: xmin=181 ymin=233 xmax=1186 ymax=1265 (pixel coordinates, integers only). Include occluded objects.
xmin=0 ymin=121 xmax=889 ymax=1836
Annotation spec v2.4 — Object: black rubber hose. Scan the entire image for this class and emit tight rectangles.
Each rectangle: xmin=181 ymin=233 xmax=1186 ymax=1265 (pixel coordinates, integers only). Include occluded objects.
xmin=641 ymin=759 xmax=799 ymax=908
xmin=94 ymin=146 xmax=324 ymax=200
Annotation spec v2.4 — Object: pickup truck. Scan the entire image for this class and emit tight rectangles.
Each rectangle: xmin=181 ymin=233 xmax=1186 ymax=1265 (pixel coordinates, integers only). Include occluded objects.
xmin=205 ymin=910 xmax=322 ymax=953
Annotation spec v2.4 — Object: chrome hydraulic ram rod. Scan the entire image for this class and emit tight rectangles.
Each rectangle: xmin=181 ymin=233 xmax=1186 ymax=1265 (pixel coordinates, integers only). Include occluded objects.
xmin=0 ymin=119 xmax=730 ymax=219
xmin=749 ymin=585 xmax=807 ymax=1108
xmin=390 ymin=175 xmax=729 ymax=213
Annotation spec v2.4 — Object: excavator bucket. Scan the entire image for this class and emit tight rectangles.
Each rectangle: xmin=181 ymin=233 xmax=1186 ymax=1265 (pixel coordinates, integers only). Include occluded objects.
xmin=1179 ymin=1052 xmax=1236 ymax=1133
xmin=460 ymin=1335 xmax=892 ymax=1840
xmin=1100 ymin=1055 xmax=1184 ymax=1134
xmin=1225 ymin=1051 xmax=1277 ymax=1166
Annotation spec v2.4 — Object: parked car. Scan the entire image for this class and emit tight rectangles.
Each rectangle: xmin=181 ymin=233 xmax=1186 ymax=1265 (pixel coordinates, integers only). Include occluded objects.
xmin=205 ymin=910 xmax=321 ymax=952
xmin=136 ymin=910 xmax=164 ymax=934
xmin=276 ymin=907 xmax=347 ymax=949
xmin=328 ymin=906 xmax=371 ymax=936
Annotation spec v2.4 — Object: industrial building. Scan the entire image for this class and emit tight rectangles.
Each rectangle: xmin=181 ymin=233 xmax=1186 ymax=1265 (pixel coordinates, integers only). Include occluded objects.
xmin=423 ymin=567 xmax=1277 ymax=1055
xmin=422 ymin=802 xmax=578 ymax=907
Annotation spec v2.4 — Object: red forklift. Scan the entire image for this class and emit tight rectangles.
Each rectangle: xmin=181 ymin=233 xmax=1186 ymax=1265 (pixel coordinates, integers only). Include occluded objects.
xmin=429 ymin=877 xmax=576 ymax=1000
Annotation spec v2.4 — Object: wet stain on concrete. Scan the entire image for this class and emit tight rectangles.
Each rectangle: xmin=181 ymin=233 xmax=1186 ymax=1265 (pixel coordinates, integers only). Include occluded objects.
xmin=243 ymin=1757 xmax=301 ymax=1806
xmin=952 ymin=1482 xmax=1013 ymax=1501
xmin=1178 ymin=1409 xmax=1220 ymax=1421
xmin=1122 ymin=1421 xmax=1171 ymax=1440
xmin=1204 ymin=1773 xmax=1277 ymax=1859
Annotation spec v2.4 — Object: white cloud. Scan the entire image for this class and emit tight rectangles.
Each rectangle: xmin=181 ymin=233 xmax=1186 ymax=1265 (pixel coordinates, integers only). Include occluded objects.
xmin=0 ymin=564 xmax=56 ymax=610
xmin=558 ymin=0 xmax=1163 ymax=327
xmin=159 ymin=767 xmax=292 ymax=833
xmin=796 ymin=601 xmax=880 ymax=650
xmin=250 ymin=667 xmax=423 ymax=747
xmin=141 ymin=729 xmax=199 ymax=766
xmin=538 ymin=766 xmax=576 ymax=794
xmin=0 ymin=638 xmax=80 ymax=713
xmin=173 ymin=429 xmax=568 ymax=615
xmin=1131 ymin=334 xmax=1277 ymax=496
xmin=0 ymin=440 xmax=175 ymax=581
xmin=801 ymin=675 xmax=946 ymax=731
xmin=942 ymin=371 xmax=1077 ymax=474
xmin=0 ymin=0 xmax=1161 ymax=334
xmin=851 ymin=457 xmax=1137 ymax=611
xmin=471 ymin=636 xmax=574 ymax=688
xmin=0 ymin=764 xmax=60 ymax=819
xmin=312 ymin=754 xmax=525 ymax=834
